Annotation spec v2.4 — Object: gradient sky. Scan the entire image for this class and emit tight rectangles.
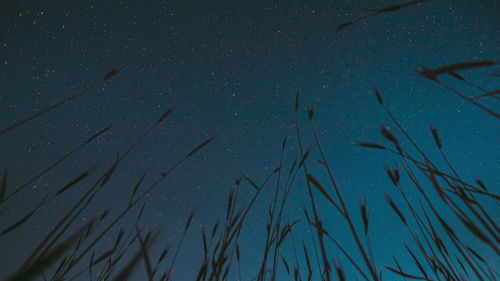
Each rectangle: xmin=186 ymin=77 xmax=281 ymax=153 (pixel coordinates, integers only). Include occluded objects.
xmin=0 ymin=0 xmax=498 ymax=280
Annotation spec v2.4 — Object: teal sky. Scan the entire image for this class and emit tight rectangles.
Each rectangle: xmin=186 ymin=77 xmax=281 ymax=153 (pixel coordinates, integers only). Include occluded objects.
xmin=0 ymin=1 xmax=498 ymax=280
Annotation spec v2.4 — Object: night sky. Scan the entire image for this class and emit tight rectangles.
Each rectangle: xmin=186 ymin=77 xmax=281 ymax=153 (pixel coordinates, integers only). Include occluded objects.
xmin=0 ymin=0 xmax=498 ymax=280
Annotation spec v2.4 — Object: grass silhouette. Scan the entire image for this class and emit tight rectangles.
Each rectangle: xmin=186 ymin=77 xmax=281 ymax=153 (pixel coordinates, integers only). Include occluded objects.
xmin=0 ymin=3 xmax=498 ymax=281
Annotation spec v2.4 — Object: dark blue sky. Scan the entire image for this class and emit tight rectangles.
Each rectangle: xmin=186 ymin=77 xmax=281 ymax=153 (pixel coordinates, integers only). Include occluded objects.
xmin=0 ymin=0 xmax=498 ymax=280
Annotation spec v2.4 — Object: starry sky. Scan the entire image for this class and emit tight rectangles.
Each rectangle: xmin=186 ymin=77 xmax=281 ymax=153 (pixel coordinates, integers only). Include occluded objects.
xmin=0 ymin=0 xmax=498 ymax=280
